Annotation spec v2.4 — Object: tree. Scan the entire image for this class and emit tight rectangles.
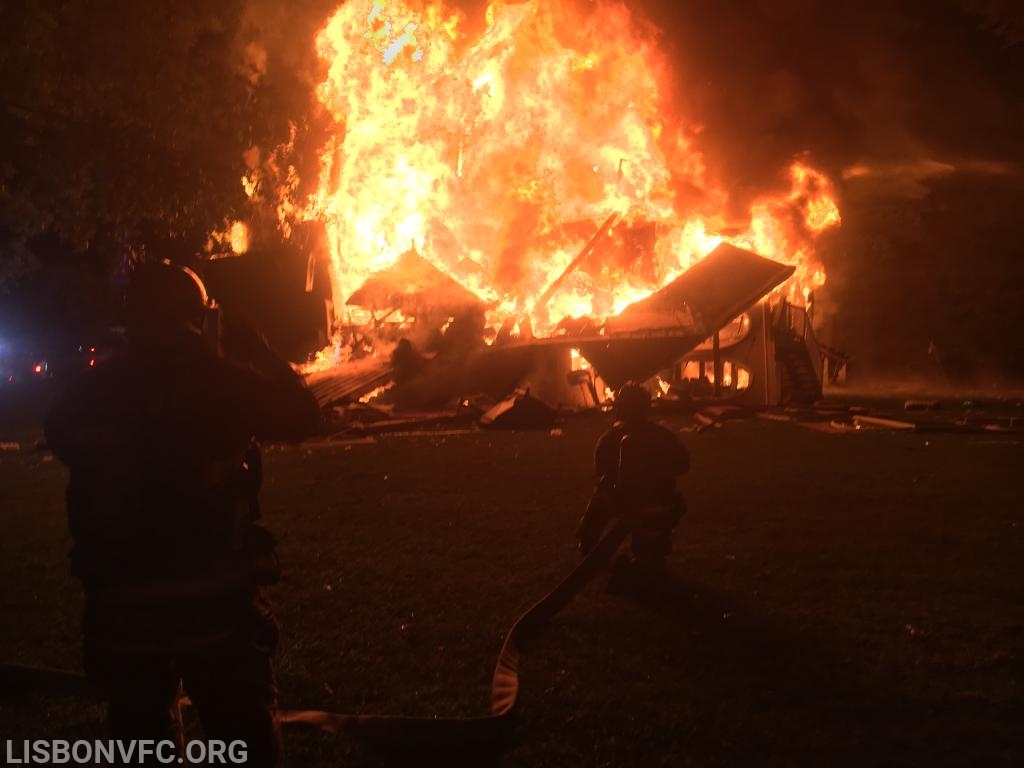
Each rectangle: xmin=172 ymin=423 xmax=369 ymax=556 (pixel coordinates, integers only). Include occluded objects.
xmin=0 ymin=0 xmax=331 ymax=261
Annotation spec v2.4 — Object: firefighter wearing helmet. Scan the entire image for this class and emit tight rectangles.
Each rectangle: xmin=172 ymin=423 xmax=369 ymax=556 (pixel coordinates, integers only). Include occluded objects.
xmin=576 ymin=381 xmax=689 ymax=581
xmin=45 ymin=260 xmax=320 ymax=766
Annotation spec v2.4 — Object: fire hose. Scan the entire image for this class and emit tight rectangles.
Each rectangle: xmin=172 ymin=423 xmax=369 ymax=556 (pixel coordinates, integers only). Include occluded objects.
xmin=0 ymin=518 xmax=632 ymax=756
xmin=276 ymin=517 xmax=631 ymax=752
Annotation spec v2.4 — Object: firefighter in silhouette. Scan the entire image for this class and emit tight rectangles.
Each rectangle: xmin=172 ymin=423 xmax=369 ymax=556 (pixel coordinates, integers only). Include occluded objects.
xmin=576 ymin=382 xmax=689 ymax=577
xmin=45 ymin=261 xmax=321 ymax=766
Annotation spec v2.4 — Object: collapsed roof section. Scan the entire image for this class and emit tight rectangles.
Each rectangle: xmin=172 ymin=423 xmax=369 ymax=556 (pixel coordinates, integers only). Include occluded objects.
xmin=346 ymin=248 xmax=485 ymax=317
xmin=573 ymin=243 xmax=796 ymax=388
xmin=606 ymin=243 xmax=796 ymax=337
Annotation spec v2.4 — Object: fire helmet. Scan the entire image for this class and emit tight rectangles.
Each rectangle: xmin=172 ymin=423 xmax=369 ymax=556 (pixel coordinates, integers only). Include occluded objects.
xmin=126 ymin=260 xmax=210 ymax=334
xmin=613 ymin=381 xmax=651 ymax=422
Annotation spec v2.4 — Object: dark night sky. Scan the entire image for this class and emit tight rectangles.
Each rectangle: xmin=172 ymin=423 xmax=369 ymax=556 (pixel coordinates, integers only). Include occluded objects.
xmin=641 ymin=0 xmax=1023 ymax=186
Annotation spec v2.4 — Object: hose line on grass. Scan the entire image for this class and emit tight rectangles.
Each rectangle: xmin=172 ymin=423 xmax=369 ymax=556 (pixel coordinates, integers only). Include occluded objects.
xmin=276 ymin=518 xmax=631 ymax=753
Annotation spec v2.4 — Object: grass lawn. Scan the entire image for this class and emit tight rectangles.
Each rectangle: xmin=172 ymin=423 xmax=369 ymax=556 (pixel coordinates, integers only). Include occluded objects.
xmin=0 ymin=388 xmax=1021 ymax=766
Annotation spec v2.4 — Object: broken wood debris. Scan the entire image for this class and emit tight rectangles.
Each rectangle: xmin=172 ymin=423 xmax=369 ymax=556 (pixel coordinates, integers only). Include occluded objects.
xmin=852 ymin=415 xmax=917 ymax=431
xmin=904 ymin=399 xmax=941 ymax=412
xmin=480 ymin=390 xmax=558 ymax=430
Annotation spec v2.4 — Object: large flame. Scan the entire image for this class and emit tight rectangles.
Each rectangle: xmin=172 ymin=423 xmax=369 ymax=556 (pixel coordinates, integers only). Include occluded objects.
xmin=304 ymin=0 xmax=839 ymax=336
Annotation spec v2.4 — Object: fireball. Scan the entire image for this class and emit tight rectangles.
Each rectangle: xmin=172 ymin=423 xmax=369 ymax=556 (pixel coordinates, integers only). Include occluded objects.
xmin=302 ymin=0 xmax=840 ymax=337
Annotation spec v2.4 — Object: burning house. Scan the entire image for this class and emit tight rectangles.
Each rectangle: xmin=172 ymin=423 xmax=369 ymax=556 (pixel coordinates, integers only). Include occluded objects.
xmin=244 ymin=0 xmax=843 ymax=411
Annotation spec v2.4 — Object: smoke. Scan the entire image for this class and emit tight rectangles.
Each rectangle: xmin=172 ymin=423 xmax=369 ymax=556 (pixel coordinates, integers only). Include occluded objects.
xmin=627 ymin=0 xmax=1024 ymax=380
xmin=230 ymin=0 xmax=339 ymax=203
xmin=624 ymin=0 xmax=1021 ymax=214
xmin=841 ymin=159 xmax=1014 ymax=200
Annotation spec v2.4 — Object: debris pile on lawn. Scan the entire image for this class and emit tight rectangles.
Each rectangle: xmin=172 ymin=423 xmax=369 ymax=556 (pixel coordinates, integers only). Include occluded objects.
xmin=314 ymin=387 xmax=565 ymax=437
xmin=668 ymin=397 xmax=1024 ymax=437
xmin=480 ymin=390 xmax=558 ymax=431
xmin=777 ymin=399 xmax=1024 ymax=435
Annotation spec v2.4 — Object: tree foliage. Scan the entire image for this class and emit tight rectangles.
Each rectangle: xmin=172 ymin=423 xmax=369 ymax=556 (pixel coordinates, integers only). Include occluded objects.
xmin=0 ymin=0 xmax=330 ymax=256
